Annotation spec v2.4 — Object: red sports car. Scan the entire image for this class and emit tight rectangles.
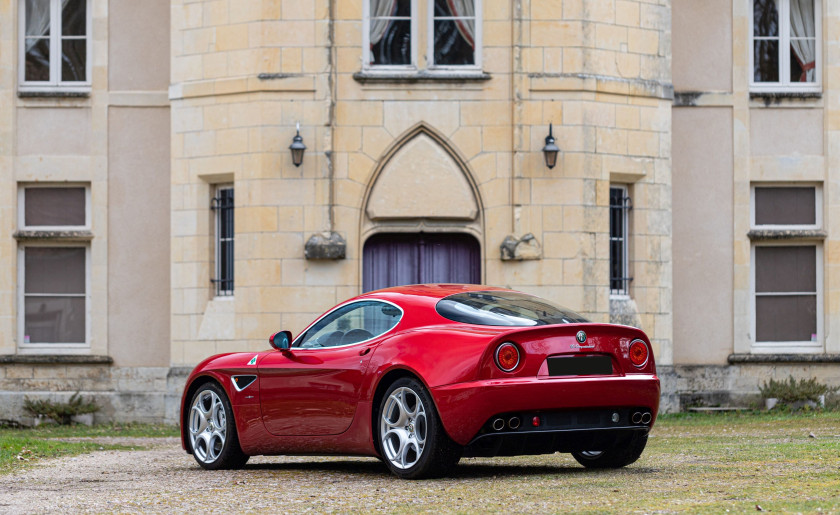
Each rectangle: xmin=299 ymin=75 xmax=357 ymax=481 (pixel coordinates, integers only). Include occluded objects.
xmin=180 ymin=284 xmax=660 ymax=479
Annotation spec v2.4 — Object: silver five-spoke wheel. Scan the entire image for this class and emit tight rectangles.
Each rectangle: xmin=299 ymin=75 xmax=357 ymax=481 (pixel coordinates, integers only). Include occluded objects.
xmin=380 ymin=386 xmax=428 ymax=470
xmin=189 ymin=389 xmax=227 ymax=464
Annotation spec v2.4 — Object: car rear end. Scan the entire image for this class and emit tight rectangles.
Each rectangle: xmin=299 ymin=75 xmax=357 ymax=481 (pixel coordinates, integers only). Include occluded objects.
xmin=431 ymin=323 xmax=660 ymax=456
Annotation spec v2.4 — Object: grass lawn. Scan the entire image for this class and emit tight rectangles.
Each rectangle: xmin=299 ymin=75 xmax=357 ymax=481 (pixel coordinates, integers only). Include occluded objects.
xmin=0 ymin=422 xmax=178 ymax=474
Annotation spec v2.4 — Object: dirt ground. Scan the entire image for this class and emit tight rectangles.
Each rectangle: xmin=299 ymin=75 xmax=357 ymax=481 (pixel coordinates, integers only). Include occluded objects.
xmin=1 ymin=417 xmax=838 ymax=514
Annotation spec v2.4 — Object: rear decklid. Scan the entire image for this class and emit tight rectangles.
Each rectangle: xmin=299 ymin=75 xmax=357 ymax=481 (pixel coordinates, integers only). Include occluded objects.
xmin=476 ymin=323 xmax=655 ymax=380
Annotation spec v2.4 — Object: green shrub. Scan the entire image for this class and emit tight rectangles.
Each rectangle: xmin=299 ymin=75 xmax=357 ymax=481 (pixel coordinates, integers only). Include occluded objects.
xmin=23 ymin=393 xmax=100 ymax=425
xmin=759 ymin=376 xmax=838 ymax=404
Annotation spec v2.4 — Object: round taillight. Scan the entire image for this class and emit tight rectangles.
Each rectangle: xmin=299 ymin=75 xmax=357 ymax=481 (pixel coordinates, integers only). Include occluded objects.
xmin=629 ymin=339 xmax=649 ymax=367
xmin=495 ymin=342 xmax=520 ymax=372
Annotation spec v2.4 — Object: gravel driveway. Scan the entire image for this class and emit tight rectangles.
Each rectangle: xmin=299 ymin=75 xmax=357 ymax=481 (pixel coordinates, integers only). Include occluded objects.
xmin=0 ymin=437 xmax=592 ymax=513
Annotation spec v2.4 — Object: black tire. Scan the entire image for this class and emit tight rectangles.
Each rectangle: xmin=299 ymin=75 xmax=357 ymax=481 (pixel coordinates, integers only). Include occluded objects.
xmin=572 ymin=432 xmax=648 ymax=469
xmin=376 ymin=377 xmax=461 ymax=479
xmin=187 ymin=382 xmax=249 ymax=470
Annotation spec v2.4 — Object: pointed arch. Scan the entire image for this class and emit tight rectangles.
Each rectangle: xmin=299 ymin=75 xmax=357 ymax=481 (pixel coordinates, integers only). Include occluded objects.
xmin=361 ymin=123 xmax=484 ymax=223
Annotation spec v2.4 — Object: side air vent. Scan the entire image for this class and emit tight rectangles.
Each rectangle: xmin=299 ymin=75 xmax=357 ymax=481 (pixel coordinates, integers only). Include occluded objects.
xmin=232 ymin=375 xmax=257 ymax=392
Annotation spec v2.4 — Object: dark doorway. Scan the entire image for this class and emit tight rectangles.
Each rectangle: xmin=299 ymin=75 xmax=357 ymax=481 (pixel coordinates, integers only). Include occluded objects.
xmin=362 ymin=233 xmax=481 ymax=292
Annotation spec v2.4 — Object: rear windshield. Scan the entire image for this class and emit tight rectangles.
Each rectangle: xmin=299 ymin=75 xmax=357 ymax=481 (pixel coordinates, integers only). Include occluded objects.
xmin=436 ymin=291 xmax=590 ymax=326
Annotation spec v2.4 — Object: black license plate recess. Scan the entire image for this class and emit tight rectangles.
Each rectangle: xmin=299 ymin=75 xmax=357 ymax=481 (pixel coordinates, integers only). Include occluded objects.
xmin=547 ymin=355 xmax=613 ymax=376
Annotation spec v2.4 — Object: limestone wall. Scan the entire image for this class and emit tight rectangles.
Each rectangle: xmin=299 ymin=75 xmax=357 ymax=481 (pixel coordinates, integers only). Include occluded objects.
xmin=169 ymin=0 xmax=674 ymax=367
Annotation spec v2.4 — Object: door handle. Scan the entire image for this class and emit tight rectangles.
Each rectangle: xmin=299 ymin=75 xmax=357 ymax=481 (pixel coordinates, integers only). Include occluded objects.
xmin=359 ymin=348 xmax=371 ymax=356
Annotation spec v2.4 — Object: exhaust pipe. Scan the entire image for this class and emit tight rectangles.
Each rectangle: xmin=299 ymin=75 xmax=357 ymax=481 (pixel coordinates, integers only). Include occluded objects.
xmin=508 ymin=417 xmax=521 ymax=430
xmin=631 ymin=412 xmax=642 ymax=424
xmin=492 ymin=418 xmax=505 ymax=431
xmin=641 ymin=412 xmax=652 ymax=424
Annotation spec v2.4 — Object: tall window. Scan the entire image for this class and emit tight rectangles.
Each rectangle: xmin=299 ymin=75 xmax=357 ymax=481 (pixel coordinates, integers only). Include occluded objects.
xmin=212 ymin=186 xmax=234 ymax=296
xmin=609 ymin=186 xmax=632 ymax=296
xmin=364 ymin=0 xmax=481 ymax=71
xmin=751 ymin=185 xmax=822 ymax=350
xmin=18 ymin=185 xmax=90 ymax=347
xmin=19 ymin=0 xmax=90 ymax=90
xmin=752 ymin=0 xmax=820 ymax=91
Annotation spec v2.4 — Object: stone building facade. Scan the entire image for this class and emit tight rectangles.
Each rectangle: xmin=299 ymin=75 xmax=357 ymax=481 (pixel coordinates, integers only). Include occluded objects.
xmin=0 ymin=0 xmax=837 ymax=423
xmin=0 ymin=0 xmax=171 ymax=420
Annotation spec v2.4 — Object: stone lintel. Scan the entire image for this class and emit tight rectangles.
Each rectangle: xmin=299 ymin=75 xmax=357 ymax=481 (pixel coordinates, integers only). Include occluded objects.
xmin=13 ymin=230 xmax=94 ymax=242
xmin=305 ymin=232 xmax=347 ymax=260
xmin=0 ymin=354 xmax=113 ymax=365
xmin=728 ymin=353 xmax=840 ymax=364
xmin=746 ymin=229 xmax=826 ymax=241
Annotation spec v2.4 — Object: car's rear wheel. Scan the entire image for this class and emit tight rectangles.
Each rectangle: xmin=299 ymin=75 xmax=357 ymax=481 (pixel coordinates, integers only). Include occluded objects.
xmin=571 ymin=432 xmax=648 ymax=469
xmin=188 ymin=382 xmax=249 ymax=470
xmin=377 ymin=377 xmax=461 ymax=479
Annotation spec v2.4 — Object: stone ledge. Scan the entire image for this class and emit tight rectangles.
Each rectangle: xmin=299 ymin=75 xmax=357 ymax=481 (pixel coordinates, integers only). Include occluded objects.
xmin=353 ymin=70 xmax=491 ymax=84
xmin=13 ymin=230 xmax=94 ymax=242
xmin=728 ymin=353 xmax=840 ymax=364
xmin=0 ymin=354 xmax=113 ymax=365
xmin=747 ymin=229 xmax=826 ymax=241
xmin=18 ymin=89 xmax=91 ymax=98
xmin=529 ymin=73 xmax=674 ymax=100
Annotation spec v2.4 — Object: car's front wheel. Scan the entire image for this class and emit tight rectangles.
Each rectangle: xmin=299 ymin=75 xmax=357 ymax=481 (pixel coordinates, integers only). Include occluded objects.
xmin=571 ymin=432 xmax=649 ymax=469
xmin=377 ymin=377 xmax=461 ymax=479
xmin=188 ymin=382 xmax=249 ymax=470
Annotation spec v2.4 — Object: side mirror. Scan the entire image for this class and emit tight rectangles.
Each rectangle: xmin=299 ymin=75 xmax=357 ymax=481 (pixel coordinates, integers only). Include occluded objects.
xmin=269 ymin=330 xmax=293 ymax=351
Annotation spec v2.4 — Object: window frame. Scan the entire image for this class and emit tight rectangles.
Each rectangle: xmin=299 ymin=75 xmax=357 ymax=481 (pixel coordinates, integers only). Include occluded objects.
xmin=609 ymin=185 xmax=632 ymax=298
xmin=17 ymin=0 xmax=92 ymax=93
xmin=750 ymin=184 xmax=822 ymax=230
xmin=292 ymin=299 xmax=405 ymax=349
xmin=425 ymin=0 xmax=482 ymax=72
xmin=749 ymin=242 xmax=823 ymax=353
xmin=361 ymin=0 xmax=483 ymax=74
xmin=750 ymin=0 xmax=822 ymax=93
xmin=18 ymin=183 xmax=91 ymax=231
xmin=17 ymin=243 xmax=91 ymax=352
xmin=212 ymin=184 xmax=234 ymax=297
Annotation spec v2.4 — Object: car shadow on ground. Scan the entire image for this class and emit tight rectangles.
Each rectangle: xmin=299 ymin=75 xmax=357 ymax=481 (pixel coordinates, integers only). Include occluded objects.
xmin=240 ymin=459 xmax=658 ymax=479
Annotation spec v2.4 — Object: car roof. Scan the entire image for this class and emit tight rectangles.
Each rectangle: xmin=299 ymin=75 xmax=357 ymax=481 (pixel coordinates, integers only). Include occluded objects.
xmin=358 ymin=283 xmax=512 ymax=301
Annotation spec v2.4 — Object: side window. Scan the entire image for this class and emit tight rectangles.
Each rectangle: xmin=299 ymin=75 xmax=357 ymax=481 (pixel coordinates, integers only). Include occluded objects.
xmin=296 ymin=301 xmax=402 ymax=348
xmin=20 ymin=0 xmax=91 ymax=90
xmin=609 ymin=185 xmax=632 ymax=296
xmin=751 ymin=0 xmax=820 ymax=91
xmin=211 ymin=185 xmax=234 ymax=296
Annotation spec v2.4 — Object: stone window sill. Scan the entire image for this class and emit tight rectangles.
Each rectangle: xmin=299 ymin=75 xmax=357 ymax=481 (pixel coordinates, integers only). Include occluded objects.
xmin=749 ymin=91 xmax=821 ymax=100
xmin=0 ymin=354 xmax=113 ymax=365
xmin=747 ymin=229 xmax=825 ymax=241
xmin=18 ymin=89 xmax=91 ymax=98
xmin=728 ymin=353 xmax=840 ymax=364
xmin=353 ymin=70 xmax=491 ymax=84
xmin=14 ymin=230 xmax=94 ymax=242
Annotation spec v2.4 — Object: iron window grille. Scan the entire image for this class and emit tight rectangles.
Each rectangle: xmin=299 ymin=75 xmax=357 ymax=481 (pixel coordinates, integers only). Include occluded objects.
xmin=609 ymin=186 xmax=633 ymax=296
xmin=211 ymin=187 xmax=234 ymax=296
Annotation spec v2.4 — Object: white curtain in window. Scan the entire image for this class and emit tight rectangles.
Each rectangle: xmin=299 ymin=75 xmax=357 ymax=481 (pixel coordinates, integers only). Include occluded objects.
xmin=446 ymin=0 xmax=475 ymax=49
xmin=24 ymin=0 xmax=51 ymax=53
xmin=369 ymin=0 xmax=398 ymax=45
xmin=790 ymin=0 xmax=816 ymax=82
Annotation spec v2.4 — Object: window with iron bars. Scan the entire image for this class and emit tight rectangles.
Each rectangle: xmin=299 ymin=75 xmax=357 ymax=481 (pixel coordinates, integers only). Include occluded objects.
xmin=211 ymin=186 xmax=234 ymax=296
xmin=609 ymin=186 xmax=632 ymax=296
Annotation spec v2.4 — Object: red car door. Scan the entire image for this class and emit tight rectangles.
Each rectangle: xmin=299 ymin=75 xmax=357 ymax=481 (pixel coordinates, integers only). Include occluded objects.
xmin=258 ymin=342 xmax=376 ymax=436
xmin=257 ymin=299 xmax=402 ymax=436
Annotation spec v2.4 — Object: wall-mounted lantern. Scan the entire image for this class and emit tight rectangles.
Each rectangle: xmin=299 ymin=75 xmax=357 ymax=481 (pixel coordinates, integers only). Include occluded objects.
xmin=289 ymin=122 xmax=306 ymax=167
xmin=542 ymin=123 xmax=560 ymax=169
